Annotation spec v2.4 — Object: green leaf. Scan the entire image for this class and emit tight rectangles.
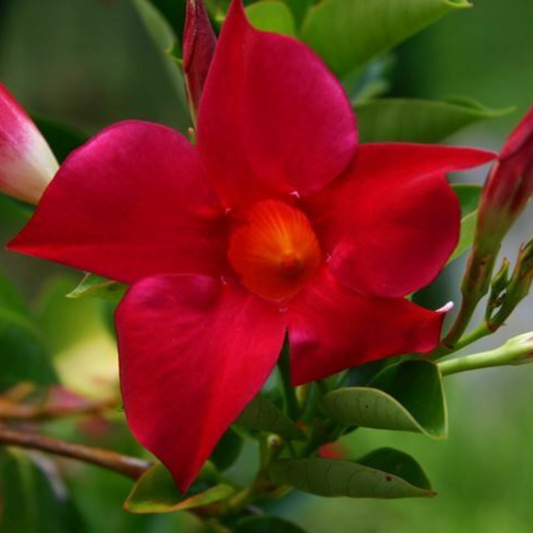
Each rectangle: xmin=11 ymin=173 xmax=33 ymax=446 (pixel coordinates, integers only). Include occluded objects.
xmin=0 ymin=270 xmax=28 ymax=316
xmin=131 ymin=0 xmax=189 ymax=125
xmin=246 ymin=1 xmax=297 ymax=37
xmin=322 ymin=360 xmax=447 ymax=439
xmin=447 ymin=184 xmax=483 ymax=264
xmin=0 ymin=450 xmax=87 ymax=533
xmin=347 ymin=55 xmax=396 ymax=104
xmin=269 ymin=456 xmax=435 ymax=499
xmin=132 ymin=0 xmax=178 ymax=55
xmin=124 ymin=463 xmax=234 ymax=514
xmin=354 ymin=98 xmax=510 ymax=143
xmin=448 ymin=211 xmax=478 ymax=264
xmin=301 ymin=0 xmax=471 ymax=78
xmin=32 ymin=116 xmax=88 ymax=163
xmin=210 ymin=428 xmax=243 ymax=471
xmin=0 ymin=271 xmax=57 ymax=388
xmin=358 ymin=448 xmax=433 ymax=493
xmin=235 ymin=516 xmax=307 ymax=533
xmin=281 ymin=0 xmax=314 ymax=27
xmin=235 ymin=394 xmax=303 ymax=440
xmin=67 ymin=273 xmax=127 ymax=304
xmin=453 ymin=184 xmax=482 ymax=218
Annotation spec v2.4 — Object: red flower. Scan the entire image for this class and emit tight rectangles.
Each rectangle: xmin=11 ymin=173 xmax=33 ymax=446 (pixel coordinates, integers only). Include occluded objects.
xmin=8 ymin=1 xmax=493 ymax=491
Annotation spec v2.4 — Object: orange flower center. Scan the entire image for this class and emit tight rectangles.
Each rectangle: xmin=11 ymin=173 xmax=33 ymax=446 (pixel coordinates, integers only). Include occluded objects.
xmin=228 ymin=200 xmax=322 ymax=301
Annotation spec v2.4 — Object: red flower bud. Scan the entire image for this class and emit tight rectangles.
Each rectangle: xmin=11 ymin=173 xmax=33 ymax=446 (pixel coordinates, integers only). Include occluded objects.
xmin=0 ymin=82 xmax=58 ymax=204
xmin=477 ymin=104 xmax=533 ymax=249
xmin=183 ymin=0 xmax=217 ymax=124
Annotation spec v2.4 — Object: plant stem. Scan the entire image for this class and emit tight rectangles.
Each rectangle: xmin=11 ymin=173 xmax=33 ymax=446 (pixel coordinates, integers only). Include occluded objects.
xmin=453 ymin=323 xmax=492 ymax=350
xmin=0 ymin=398 xmax=117 ymax=421
xmin=0 ymin=425 xmax=151 ymax=479
xmin=441 ymin=247 xmax=499 ymax=352
xmin=439 ymin=338 xmax=533 ymax=376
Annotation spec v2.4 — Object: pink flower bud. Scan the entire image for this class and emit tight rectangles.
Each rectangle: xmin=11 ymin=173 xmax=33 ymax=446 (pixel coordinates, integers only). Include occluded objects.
xmin=477 ymin=104 xmax=533 ymax=249
xmin=183 ymin=0 xmax=217 ymax=124
xmin=0 ymin=82 xmax=59 ymax=204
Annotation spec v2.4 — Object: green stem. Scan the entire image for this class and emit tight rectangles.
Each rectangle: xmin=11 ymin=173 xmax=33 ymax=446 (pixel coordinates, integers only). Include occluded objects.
xmin=429 ymin=318 xmax=493 ymax=361
xmin=453 ymin=323 xmax=492 ymax=351
xmin=439 ymin=339 xmax=533 ymax=376
xmin=442 ymin=247 xmax=499 ymax=351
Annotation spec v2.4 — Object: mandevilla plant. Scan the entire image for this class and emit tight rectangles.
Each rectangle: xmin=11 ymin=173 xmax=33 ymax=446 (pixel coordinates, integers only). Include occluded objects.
xmin=0 ymin=0 xmax=532 ymax=531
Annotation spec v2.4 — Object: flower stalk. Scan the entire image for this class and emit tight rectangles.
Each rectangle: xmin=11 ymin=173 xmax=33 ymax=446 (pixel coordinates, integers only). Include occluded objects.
xmin=0 ymin=396 xmax=118 ymax=421
xmin=442 ymin=105 xmax=533 ymax=352
xmin=0 ymin=425 xmax=151 ymax=479
xmin=434 ymin=235 xmax=533 ymax=360
xmin=439 ymin=333 xmax=533 ymax=376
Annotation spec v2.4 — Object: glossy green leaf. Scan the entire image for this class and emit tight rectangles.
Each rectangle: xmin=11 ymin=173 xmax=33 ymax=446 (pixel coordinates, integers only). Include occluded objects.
xmin=246 ymin=1 xmax=297 ymax=36
xmin=354 ymin=98 xmax=510 ymax=143
xmin=447 ymin=184 xmax=483 ymax=264
xmin=235 ymin=393 xmax=303 ymax=440
xmin=33 ymin=116 xmax=88 ymax=163
xmin=124 ymin=463 xmax=234 ymax=514
xmin=322 ymin=360 xmax=447 ymax=439
xmin=301 ymin=0 xmax=471 ymax=77
xmin=269 ymin=456 xmax=435 ymax=499
xmin=0 ymin=450 xmax=87 ymax=533
xmin=67 ymin=273 xmax=127 ymax=304
xmin=132 ymin=0 xmax=178 ymax=54
xmin=235 ymin=516 xmax=307 ymax=533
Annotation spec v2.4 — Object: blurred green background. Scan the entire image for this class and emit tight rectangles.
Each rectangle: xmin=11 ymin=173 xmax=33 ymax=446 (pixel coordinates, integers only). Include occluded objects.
xmin=1 ymin=0 xmax=533 ymax=532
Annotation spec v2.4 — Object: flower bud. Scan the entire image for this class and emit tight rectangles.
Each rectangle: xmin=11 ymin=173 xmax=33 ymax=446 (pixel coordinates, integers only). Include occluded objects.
xmin=489 ymin=238 xmax=533 ymax=327
xmin=502 ymin=333 xmax=533 ymax=366
xmin=477 ymin=103 xmax=533 ymax=250
xmin=439 ymin=332 xmax=533 ymax=376
xmin=183 ymin=0 xmax=217 ymax=124
xmin=0 ymin=82 xmax=59 ymax=204
xmin=486 ymin=257 xmax=510 ymax=319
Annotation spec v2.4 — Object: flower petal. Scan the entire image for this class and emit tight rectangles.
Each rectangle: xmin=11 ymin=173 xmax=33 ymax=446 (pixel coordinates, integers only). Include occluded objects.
xmin=0 ymin=82 xmax=58 ymax=204
xmin=116 ymin=274 xmax=286 ymax=491
xmin=9 ymin=120 xmax=227 ymax=284
xmin=287 ymin=269 xmax=446 ymax=385
xmin=196 ymin=0 xmax=357 ymax=208
xmin=305 ymin=144 xmax=495 ymax=298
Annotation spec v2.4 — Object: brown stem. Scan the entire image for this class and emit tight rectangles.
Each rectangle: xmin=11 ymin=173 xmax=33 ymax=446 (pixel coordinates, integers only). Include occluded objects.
xmin=0 ymin=425 xmax=151 ymax=479
xmin=0 ymin=398 xmax=117 ymax=421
